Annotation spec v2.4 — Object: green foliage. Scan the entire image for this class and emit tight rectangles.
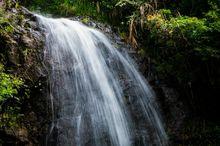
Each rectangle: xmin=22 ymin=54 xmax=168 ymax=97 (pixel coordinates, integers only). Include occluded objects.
xmin=158 ymin=9 xmax=172 ymax=19
xmin=116 ymin=0 xmax=143 ymax=7
xmin=143 ymin=7 xmax=220 ymax=83
xmin=65 ymin=1 xmax=98 ymax=18
xmin=81 ymin=17 xmax=90 ymax=24
xmin=0 ymin=64 xmax=23 ymax=102
xmin=101 ymin=0 xmax=118 ymax=9
xmin=205 ymin=2 xmax=220 ymax=32
xmin=0 ymin=6 xmax=24 ymax=35
xmin=23 ymin=0 xmax=107 ymax=21
xmin=148 ymin=12 xmax=209 ymax=37
xmin=0 ymin=8 xmax=14 ymax=34
xmin=0 ymin=64 xmax=23 ymax=128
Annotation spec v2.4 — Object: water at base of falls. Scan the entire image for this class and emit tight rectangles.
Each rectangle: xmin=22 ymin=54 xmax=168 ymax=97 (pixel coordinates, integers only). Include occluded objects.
xmin=36 ymin=15 xmax=168 ymax=146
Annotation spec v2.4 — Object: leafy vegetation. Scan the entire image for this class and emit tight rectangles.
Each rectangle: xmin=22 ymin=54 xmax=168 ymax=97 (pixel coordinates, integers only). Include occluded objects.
xmin=0 ymin=8 xmax=14 ymax=34
xmin=142 ymin=9 xmax=219 ymax=82
xmin=113 ymin=1 xmax=220 ymax=144
xmin=21 ymin=0 xmax=108 ymax=21
xmin=0 ymin=64 xmax=23 ymax=128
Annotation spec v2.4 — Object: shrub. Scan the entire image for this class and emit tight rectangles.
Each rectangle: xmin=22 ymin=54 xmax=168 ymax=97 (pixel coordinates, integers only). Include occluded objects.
xmin=0 ymin=64 xmax=23 ymax=128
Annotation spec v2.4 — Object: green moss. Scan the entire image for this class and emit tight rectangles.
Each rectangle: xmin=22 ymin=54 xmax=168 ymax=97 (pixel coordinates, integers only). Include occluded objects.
xmin=119 ymin=31 xmax=126 ymax=39
xmin=0 ymin=8 xmax=15 ymax=34
xmin=0 ymin=2 xmax=27 ymax=35
xmin=81 ymin=17 xmax=90 ymax=24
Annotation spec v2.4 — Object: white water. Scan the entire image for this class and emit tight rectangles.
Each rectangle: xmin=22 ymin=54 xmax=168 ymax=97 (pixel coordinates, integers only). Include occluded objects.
xmin=36 ymin=15 xmax=168 ymax=146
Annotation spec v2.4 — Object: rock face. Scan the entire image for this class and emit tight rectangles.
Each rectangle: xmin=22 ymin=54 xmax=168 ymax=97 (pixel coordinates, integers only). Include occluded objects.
xmin=0 ymin=1 xmax=50 ymax=145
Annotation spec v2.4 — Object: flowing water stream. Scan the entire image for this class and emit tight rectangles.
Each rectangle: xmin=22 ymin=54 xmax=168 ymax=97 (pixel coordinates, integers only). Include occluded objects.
xmin=36 ymin=15 xmax=168 ymax=146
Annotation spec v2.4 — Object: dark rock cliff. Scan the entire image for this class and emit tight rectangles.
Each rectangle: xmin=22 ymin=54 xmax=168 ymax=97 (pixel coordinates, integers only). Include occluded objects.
xmin=0 ymin=1 xmax=50 ymax=145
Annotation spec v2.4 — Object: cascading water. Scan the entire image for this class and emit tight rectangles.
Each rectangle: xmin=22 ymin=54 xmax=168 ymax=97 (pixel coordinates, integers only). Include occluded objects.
xmin=36 ymin=15 xmax=168 ymax=146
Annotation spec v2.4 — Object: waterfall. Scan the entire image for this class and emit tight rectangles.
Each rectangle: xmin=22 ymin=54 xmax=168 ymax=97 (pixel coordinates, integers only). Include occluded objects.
xmin=36 ymin=15 xmax=168 ymax=146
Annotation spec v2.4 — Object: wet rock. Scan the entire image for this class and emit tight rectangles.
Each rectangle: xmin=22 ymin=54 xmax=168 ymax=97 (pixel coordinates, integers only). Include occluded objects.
xmin=0 ymin=2 xmax=48 ymax=145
